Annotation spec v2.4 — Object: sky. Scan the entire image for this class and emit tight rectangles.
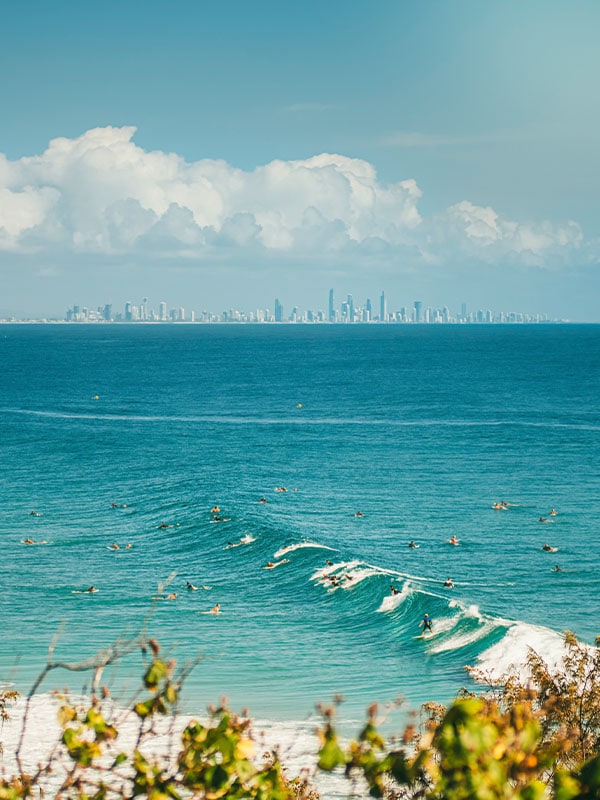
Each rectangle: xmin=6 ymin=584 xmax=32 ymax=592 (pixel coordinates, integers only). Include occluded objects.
xmin=1 ymin=0 xmax=599 ymax=320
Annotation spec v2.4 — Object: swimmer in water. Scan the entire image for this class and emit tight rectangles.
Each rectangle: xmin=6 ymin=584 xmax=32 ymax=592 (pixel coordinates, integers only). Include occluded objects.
xmin=443 ymin=577 xmax=454 ymax=588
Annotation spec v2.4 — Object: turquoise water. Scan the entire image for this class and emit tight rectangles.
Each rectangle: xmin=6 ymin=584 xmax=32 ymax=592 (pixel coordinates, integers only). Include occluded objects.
xmin=1 ymin=324 xmax=599 ymax=726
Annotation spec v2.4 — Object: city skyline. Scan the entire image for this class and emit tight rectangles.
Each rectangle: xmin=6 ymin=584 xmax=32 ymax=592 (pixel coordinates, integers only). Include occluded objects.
xmin=1 ymin=2 xmax=599 ymax=320
xmin=53 ymin=289 xmax=560 ymax=325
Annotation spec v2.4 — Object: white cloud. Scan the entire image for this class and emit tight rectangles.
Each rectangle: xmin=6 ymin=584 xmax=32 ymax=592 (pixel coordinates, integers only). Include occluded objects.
xmin=0 ymin=126 xmax=583 ymax=269
xmin=429 ymin=201 xmax=583 ymax=264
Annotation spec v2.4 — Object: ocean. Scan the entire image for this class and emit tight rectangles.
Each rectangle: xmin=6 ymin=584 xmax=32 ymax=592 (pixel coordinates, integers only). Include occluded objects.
xmin=1 ymin=323 xmax=599 ymax=780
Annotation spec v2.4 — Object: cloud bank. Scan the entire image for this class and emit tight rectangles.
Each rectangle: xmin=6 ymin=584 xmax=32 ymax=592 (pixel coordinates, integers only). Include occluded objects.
xmin=0 ymin=126 xmax=583 ymax=269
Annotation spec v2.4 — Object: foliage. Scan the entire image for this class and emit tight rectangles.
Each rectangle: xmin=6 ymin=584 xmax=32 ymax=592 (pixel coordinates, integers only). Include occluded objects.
xmin=466 ymin=630 xmax=600 ymax=769
xmin=0 ymin=637 xmax=310 ymax=800
xmin=1 ymin=630 xmax=600 ymax=800
xmin=0 ymin=687 xmax=20 ymax=755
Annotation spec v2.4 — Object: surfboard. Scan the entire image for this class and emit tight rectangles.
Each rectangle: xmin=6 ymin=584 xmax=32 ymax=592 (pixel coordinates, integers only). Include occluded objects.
xmin=263 ymin=558 xmax=290 ymax=570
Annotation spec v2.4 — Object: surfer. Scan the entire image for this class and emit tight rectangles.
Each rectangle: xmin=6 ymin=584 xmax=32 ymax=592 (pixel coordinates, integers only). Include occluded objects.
xmin=542 ymin=543 xmax=558 ymax=552
xmin=551 ymin=564 xmax=561 ymax=572
xmin=209 ymin=603 xmax=220 ymax=615
xmin=259 ymin=497 xmax=268 ymax=503
xmin=448 ymin=535 xmax=459 ymax=545
xmin=83 ymin=586 xmax=98 ymax=593
xmin=390 ymin=584 xmax=400 ymax=596
xmin=22 ymin=538 xmax=35 ymax=544
xmin=408 ymin=540 xmax=418 ymax=549
xmin=549 ymin=508 xmax=558 ymax=516
xmin=419 ymin=613 xmax=433 ymax=634
xmin=166 ymin=592 xmax=177 ymax=600
xmin=158 ymin=522 xmax=172 ymax=529
xmin=29 ymin=510 xmax=42 ymax=516
xmin=187 ymin=581 xmax=199 ymax=590
xmin=443 ymin=577 xmax=454 ymax=588
xmin=354 ymin=511 xmax=364 ymax=517
xmin=210 ymin=506 xmax=220 ymax=513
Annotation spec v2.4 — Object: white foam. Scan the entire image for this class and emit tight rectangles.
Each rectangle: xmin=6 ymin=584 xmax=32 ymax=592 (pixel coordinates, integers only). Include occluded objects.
xmin=274 ymin=542 xmax=336 ymax=558
xmin=429 ymin=619 xmax=498 ymax=654
xmin=377 ymin=582 xmax=413 ymax=612
xmin=475 ymin=622 xmax=566 ymax=681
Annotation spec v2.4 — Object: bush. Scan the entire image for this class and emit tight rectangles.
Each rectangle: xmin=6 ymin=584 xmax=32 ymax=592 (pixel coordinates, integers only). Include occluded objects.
xmin=2 ymin=631 xmax=600 ymax=800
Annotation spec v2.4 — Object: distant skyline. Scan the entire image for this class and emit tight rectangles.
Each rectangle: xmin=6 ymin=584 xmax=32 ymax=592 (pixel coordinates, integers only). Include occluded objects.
xmin=1 ymin=0 xmax=599 ymax=320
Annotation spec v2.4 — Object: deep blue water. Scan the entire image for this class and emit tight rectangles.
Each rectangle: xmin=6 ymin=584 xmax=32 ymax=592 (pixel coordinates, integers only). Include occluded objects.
xmin=1 ymin=324 xmax=599 ymax=725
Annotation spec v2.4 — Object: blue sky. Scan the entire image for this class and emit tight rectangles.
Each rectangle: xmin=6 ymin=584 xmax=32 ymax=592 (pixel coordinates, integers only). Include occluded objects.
xmin=1 ymin=0 xmax=599 ymax=319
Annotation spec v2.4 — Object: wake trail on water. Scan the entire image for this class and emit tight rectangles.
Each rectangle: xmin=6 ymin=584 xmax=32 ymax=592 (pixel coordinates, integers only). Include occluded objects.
xmin=5 ymin=408 xmax=600 ymax=432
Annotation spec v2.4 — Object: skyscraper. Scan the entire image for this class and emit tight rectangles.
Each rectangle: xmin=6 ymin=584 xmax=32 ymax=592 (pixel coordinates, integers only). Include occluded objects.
xmin=328 ymin=288 xmax=335 ymax=322
xmin=274 ymin=298 xmax=283 ymax=322
xmin=380 ymin=291 xmax=387 ymax=322
xmin=414 ymin=300 xmax=422 ymax=323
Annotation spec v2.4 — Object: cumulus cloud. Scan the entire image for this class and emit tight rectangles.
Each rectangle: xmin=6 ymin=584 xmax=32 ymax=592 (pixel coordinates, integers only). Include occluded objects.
xmin=427 ymin=201 xmax=582 ymax=266
xmin=0 ymin=126 xmax=583 ymax=269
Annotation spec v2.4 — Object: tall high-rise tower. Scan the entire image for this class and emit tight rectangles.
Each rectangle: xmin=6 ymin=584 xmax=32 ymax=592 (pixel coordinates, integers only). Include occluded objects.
xmin=274 ymin=298 xmax=283 ymax=322
xmin=328 ymin=289 xmax=335 ymax=322
xmin=347 ymin=294 xmax=354 ymax=322
xmin=414 ymin=300 xmax=422 ymax=323
xmin=380 ymin=291 xmax=387 ymax=322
